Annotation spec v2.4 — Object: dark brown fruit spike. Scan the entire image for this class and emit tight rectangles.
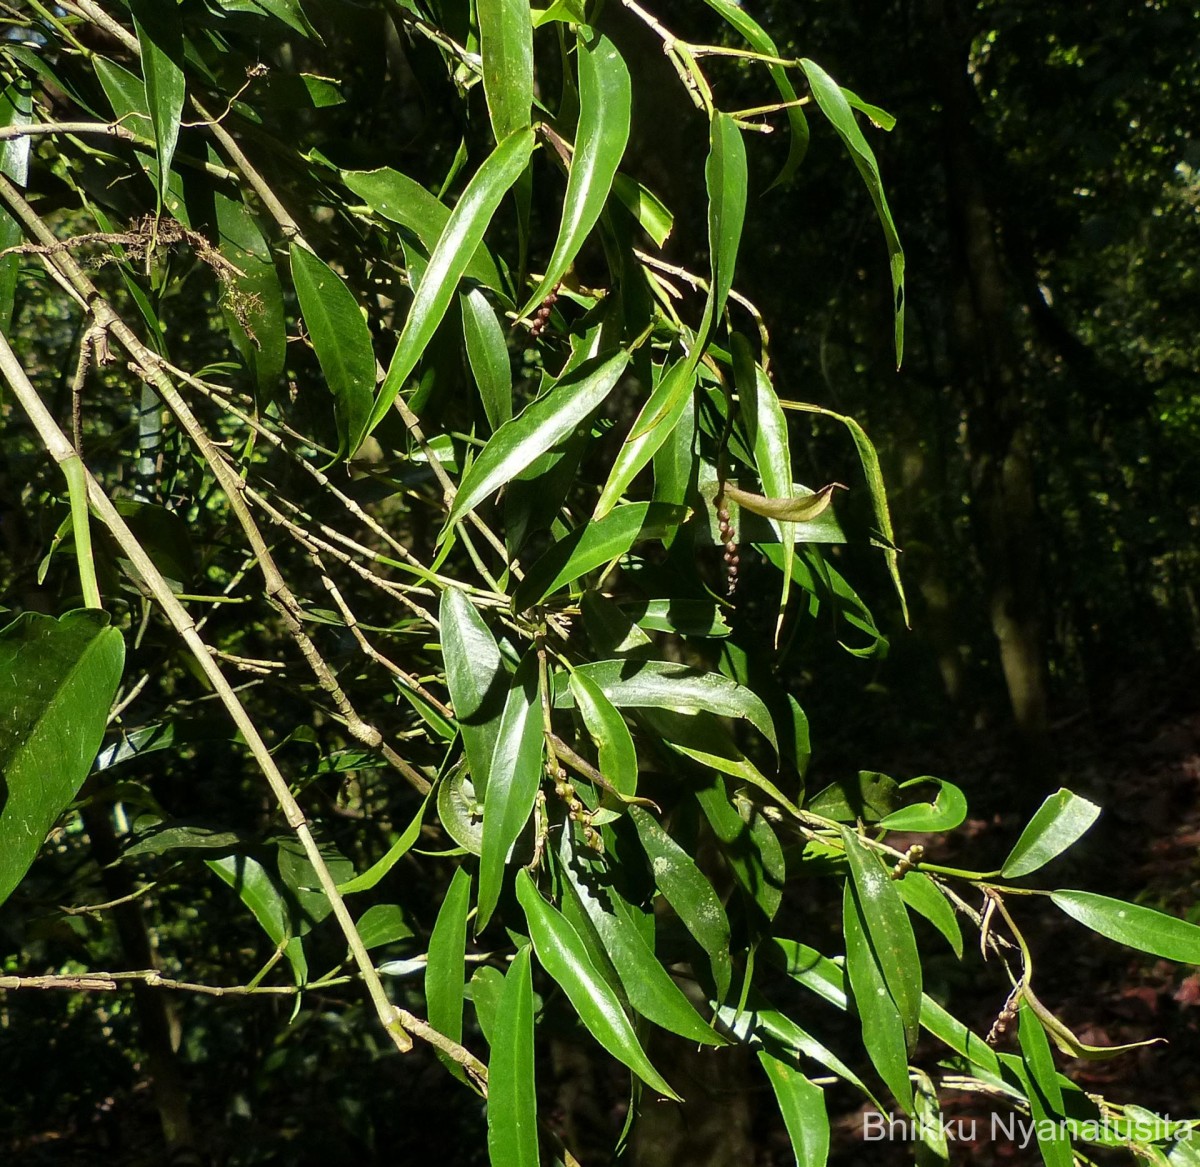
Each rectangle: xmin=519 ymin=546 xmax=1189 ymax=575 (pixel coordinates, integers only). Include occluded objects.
xmin=529 ymin=282 xmax=562 ymax=339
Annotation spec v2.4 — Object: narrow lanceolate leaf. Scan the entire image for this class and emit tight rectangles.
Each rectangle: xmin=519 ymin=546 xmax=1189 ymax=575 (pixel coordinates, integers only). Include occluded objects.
xmin=516 ymin=869 xmax=681 ymax=1100
xmin=570 ymin=672 xmax=637 ymax=798
xmin=0 ymin=79 xmax=32 ymax=331
xmin=461 ymin=287 xmax=513 ymax=431
xmin=478 ymin=0 xmax=534 ymax=142
xmin=1008 ymin=1059 xmax=1073 ymax=1167
xmin=698 ymin=0 xmax=809 ymax=189
xmin=440 ymin=589 xmax=506 ymax=799
xmin=695 ymin=778 xmax=785 ymax=923
xmin=207 ymin=853 xmax=307 ymax=984
xmin=1021 ymin=982 xmax=1164 ymax=1061
xmin=513 ymin=502 xmax=686 ymax=611
xmin=612 ymin=172 xmax=673 ymax=248
xmin=1017 ymin=996 xmax=1064 ymax=1114
xmin=841 ymin=829 xmax=921 ymax=1052
xmin=553 ymin=659 xmax=777 ymax=751
xmin=477 ymin=653 xmax=545 ymax=930
xmin=895 ymin=872 xmax=962 ymax=959
xmin=129 ymin=0 xmax=185 ymax=203
xmin=800 ymin=59 xmax=905 ymax=366
xmin=487 ymin=944 xmax=538 ymax=1167
xmin=427 ymin=866 xmax=473 ymax=1082
xmin=518 ymin=26 xmax=631 ymax=318
xmin=629 ymin=807 xmax=731 ymax=997
xmin=290 ymin=244 xmax=375 ymax=458
xmin=560 ymin=830 xmax=723 ymax=1045
xmin=734 ymin=334 xmax=795 ymax=633
xmin=843 ymin=880 xmax=914 ymax=1113
xmin=758 ymin=1053 xmax=830 ymax=1167
xmin=338 ymin=784 xmax=435 ymax=893
xmin=448 ymin=348 xmax=630 ymax=528
xmin=1050 ymin=890 xmax=1200 ymax=965
xmin=0 ymin=612 xmax=125 ymax=906
xmin=697 ymin=111 xmax=747 ymax=350
xmin=366 ymin=127 xmax=536 ymax=446
xmin=342 ymin=167 xmax=504 ymax=291
xmin=1002 ymin=788 xmax=1101 ymax=878
xmin=595 ymin=359 xmax=697 ymax=519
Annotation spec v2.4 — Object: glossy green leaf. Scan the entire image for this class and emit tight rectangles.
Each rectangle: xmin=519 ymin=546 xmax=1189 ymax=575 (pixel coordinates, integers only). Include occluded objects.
xmin=469 ymin=964 xmax=505 ymax=1045
xmin=218 ymin=0 xmax=318 ymax=38
xmin=130 ymin=0 xmax=185 ymax=203
xmin=0 ymin=80 xmax=31 ymax=331
xmin=1021 ymin=981 xmax=1164 ymax=1061
xmin=478 ymin=0 xmax=534 ymax=143
xmin=698 ymin=111 xmax=747 ymax=350
xmin=765 ymin=939 xmax=849 ymax=1011
xmin=1008 ymin=1059 xmax=1074 ymax=1167
xmin=842 ymin=879 xmax=913 ymax=1112
xmin=895 ymin=872 xmax=962 ymax=959
xmin=1050 ymin=891 xmax=1200 ymax=964
xmin=627 ymin=599 xmax=730 ymax=638
xmin=438 ymin=769 xmax=485 ymax=855
xmin=516 ymin=869 xmax=681 ymax=1100
xmin=843 ymin=87 xmax=897 ymax=131
xmin=0 ymin=612 xmax=125 ymax=906
xmin=518 ymin=27 xmax=630 ymax=318
xmin=477 ymin=653 xmax=545 ymax=930
xmin=338 ymin=785 xmax=435 ymax=893
xmin=214 ymin=192 xmax=286 ymax=396
xmin=912 ymin=1069 xmax=950 ymax=1167
xmin=694 ymin=778 xmax=785 ymax=923
xmin=1002 ymin=788 xmax=1101 ymax=878
xmin=448 ymin=348 xmax=630 ymax=528
xmin=841 ymin=829 xmax=921 ymax=1052
xmin=1018 ymin=996 xmax=1065 ymax=1114
xmin=290 ymin=244 xmax=375 ymax=458
xmin=513 ymin=502 xmax=685 ymax=610
xmin=427 ymin=866 xmax=473 ymax=1082
xmin=124 ymin=823 xmax=246 ymax=857
xmin=553 ymin=659 xmax=777 ymax=751
xmin=342 ymin=167 xmax=504 ymax=291
xmin=570 ymin=672 xmax=637 ymax=798
xmin=462 ymin=287 xmax=513 ymax=431
xmin=440 ymin=589 xmax=506 ymax=798
xmin=918 ymin=994 xmax=1001 ymax=1079
xmin=699 ymin=0 xmax=809 ymax=188
xmin=487 ymin=943 xmax=538 ymax=1167
xmin=207 ymin=852 xmax=307 ymax=984
xmin=367 ymin=127 xmax=536 ymax=444
xmin=356 ymin=903 xmax=414 ymax=949
xmin=806 ymin=771 xmax=901 ymax=822
xmin=612 ymin=172 xmax=673 ymax=247
xmin=594 ymin=359 xmax=697 ymax=519
xmin=800 ymin=59 xmax=904 ymax=366
xmin=878 ymin=777 xmax=968 ymax=833
xmin=559 ymin=830 xmax=722 ymax=1045
xmin=758 ymin=1052 xmax=829 ymax=1167
xmin=629 ymin=806 xmax=732 ymax=997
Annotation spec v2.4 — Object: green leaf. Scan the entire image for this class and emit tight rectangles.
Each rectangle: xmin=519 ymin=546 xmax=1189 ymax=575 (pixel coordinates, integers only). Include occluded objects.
xmin=694 ymin=778 xmax=785 ymax=923
xmin=461 ymin=287 xmax=513 ymax=431
xmin=0 ymin=79 xmax=32 ymax=332
xmin=1002 ymin=789 xmax=1101 ymax=878
xmin=0 ymin=612 xmax=125 ymax=906
xmin=697 ymin=111 xmax=747 ymax=350
xmin=478 ymin=0 xmax=534 ymax=142
xmin=1050 ymin=890 xmax=1200 ymax=964
xmin=487 ymin=944 xmax=538 ymax=1167
xmin=626 ymin=599 xmax=730 ymax=638
xmin=516 ymin=869 xmax=681 ymax=1100
xmin=477 ymin=653 xmax=545 ymax=930
xmin=553 ymin=659 xmax=777 ymax=751
xmin=912 ymin=1069 xmax=950 ymax=1167
xmin=356 ymin=903 xmax=414 ymax=949
xmin=559 ymin=829 xmax=722 ymax=1045
xmin=290 ymin=244 xmax=376 ymax=458
xmin=1008 ymin=1059 xmax=1074 ymax=1167
xmin=765 ymin=939 xmax=848 ymax=1011
xmin=841 ymin=829 xmax=921 ymax=1052
xmin=629 ymin=806 xmax=732 ymax=997
xmin=895 ymin=873 xmax=962 ymax=959
xmin=207 ymin=852 xmax=307 ymax=984
xmin=878 ymin=778 xmax=968 ymax=833
xmin=806 ymin=771 xmax=901 ymax=822
xmin=918 ymin=994 xmax=1001 ymax=1079
xmin=218 ymin=0 xmax=318 ymax=38
xmin=338 ymin=785 xmax=435 ymax=893
xmin=758 ymin=1053 xmax=829 ymax=1167
xmin=438 ymin=769 xmax=485 ymax=855
xmin=570 ymin=672 xmax=638 ymax=798
xmin=427 ymin=866 xmax=473 ymax=1082
xmin=611 ymin=172 xmax=673 ymax=247
xmin=448 ymin=348 xmax=630 ymax=528
xmin=842 ymin=879 xmax=913 ymax=1112
xmin=518 ymin=26 xmax=630 ymax=318
xmin=1018 ymin=996 xmax=1065 ymax=1114
xmin=799 ymin=59 xmax=904 ymax=366
xmin=698 ymin=0 xmax=809 ymax=189
xmin=440 ymin=589 xmax=506 ymax=798
xmin=342 ymin=167 xmax=504 ymax=291
xmin=129 ymin=0 xmax=186 ymax=203
xmin=367 ymin=127 xmax=536 ymax=444
xmin=513 ymin=502 xmax=685 ymax=610
xmin=469 ymin=964 xmax=506 ymax=1045
xmin=594 ymin=359 xmax=697 ymax=519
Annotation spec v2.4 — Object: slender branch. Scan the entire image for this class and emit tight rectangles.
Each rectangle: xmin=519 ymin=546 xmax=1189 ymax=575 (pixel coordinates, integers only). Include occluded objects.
xmin=0 ymin=971 xmax=339 ymax=996
xmin=0 ymin=120 xmax=136 ymax=141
